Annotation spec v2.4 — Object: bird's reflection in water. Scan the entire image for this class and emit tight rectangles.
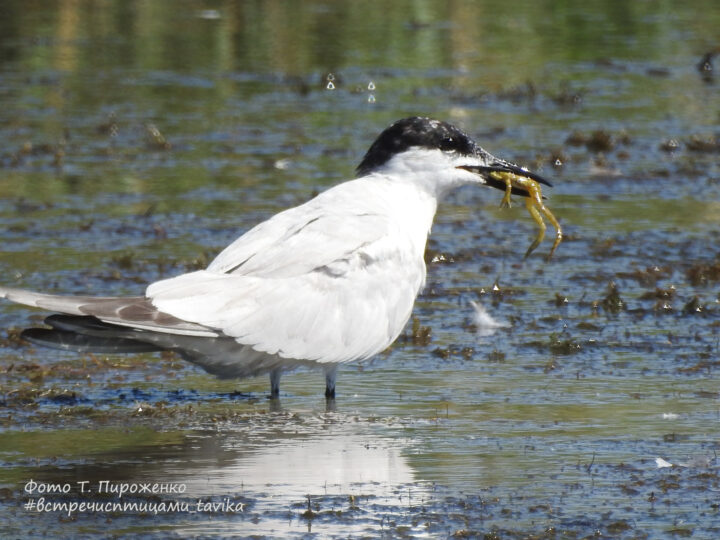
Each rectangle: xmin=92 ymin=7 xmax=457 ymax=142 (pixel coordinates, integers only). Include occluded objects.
xmin=182 ymin=432 xmax=416 ymax=499
xmin=26 ymin=415 xmax=419 ymax=535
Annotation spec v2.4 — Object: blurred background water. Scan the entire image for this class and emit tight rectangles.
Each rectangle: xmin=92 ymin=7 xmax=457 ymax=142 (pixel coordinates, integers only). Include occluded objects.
xmin=1 ymin=1 xmax=719 ymax=537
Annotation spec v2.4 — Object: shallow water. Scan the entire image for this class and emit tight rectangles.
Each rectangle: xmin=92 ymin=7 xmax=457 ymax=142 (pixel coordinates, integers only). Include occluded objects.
xmin=1 ymin=1 xmax=720 ymax=538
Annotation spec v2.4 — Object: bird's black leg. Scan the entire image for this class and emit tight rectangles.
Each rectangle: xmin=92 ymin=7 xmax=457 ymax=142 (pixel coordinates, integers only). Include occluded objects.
xmin=324 ymin=365 xmax=337 ymax=399
xmin=270 ymin=369 xmax=281 ymax=399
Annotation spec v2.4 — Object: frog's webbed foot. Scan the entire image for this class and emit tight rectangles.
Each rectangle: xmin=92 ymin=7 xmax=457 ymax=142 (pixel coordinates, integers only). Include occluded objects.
xmin=500 ymin=178 xmax=513 ymax=208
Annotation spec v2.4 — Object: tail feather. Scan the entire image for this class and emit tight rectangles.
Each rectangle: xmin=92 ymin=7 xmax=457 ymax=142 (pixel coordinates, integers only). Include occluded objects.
xmin=0 ymin=286 xmax=218 ymax=337
xmin=1 ymin=287 xmax=98 ymax=315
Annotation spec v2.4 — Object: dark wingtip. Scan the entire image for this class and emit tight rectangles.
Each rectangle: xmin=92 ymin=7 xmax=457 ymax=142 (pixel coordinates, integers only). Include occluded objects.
xmin=21 ymin=325 xmax=162 ymax=353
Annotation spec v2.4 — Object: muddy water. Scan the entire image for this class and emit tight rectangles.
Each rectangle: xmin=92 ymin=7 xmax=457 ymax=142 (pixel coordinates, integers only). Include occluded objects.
xmin=1 ymin=1 xmax=719 ymax=537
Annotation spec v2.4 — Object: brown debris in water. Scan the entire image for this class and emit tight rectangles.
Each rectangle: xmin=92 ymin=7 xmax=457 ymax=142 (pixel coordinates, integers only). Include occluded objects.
xmin=686 ymin=260 xmax=720 ymax=286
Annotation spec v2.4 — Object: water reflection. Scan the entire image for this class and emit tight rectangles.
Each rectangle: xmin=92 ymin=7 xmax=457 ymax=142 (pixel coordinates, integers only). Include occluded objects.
xmin=2 ymin=1 xmax=717 ymax=79
xmin=18 ymin=420 xmax=419 ymax=535
xmin=182 ymin=431 xmax=415 ymax=499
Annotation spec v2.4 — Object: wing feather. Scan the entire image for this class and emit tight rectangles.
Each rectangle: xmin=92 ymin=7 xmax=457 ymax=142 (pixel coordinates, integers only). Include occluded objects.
xmin=148 ymin=220 xmax=425 ymax=363
xmin=208 ymin=179 xmax=397 ymax=277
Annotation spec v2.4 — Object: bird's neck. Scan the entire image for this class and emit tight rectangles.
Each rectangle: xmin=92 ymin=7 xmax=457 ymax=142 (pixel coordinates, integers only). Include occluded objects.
xmin=363 ymin=174 xmax=439 ymax=255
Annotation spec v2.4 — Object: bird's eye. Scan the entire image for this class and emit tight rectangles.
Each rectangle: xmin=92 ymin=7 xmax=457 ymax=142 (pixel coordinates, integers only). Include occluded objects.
xmin=440 ymin=137 xmax=455 ymax=151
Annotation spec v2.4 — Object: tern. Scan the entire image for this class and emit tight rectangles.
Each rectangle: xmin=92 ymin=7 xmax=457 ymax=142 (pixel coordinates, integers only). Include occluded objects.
xmin=0 ymin=117 xmax=554 ymax=399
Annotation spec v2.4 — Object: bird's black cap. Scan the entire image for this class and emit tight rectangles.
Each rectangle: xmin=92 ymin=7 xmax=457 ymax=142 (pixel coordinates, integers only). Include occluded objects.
xmin=356 ymin=117 xmax=477 ymax=176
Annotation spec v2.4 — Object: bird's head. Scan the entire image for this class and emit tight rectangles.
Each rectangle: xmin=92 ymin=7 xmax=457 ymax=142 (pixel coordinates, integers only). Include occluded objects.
xmin=356 ymin=116 xmax=552 ymax=198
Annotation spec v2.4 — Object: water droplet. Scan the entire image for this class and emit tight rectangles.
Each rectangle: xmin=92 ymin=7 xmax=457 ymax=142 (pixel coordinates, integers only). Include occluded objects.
xmin=367 ymin=94 xmax=376 ymax=103
xmin=367 ymin=81 xmax=375 ymax=91
xmin=326 ymin=81 xmax=335 ymax=90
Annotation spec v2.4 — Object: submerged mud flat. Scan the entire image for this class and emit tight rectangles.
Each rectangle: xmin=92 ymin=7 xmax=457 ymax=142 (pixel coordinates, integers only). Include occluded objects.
xmin=1 ymin=0 xmax=720 ymax=537
xmin=1 ymin=405 xmax=719 ymax=538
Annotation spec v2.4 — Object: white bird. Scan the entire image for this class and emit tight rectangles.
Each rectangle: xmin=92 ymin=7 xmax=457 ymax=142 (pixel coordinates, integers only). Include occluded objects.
xmin=0 ymin=117 xmax=553 ymax=399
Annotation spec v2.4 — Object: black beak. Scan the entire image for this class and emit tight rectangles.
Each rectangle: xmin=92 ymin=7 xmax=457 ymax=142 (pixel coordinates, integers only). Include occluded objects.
xmin=459 ymin=160 xmax=552 ymax=197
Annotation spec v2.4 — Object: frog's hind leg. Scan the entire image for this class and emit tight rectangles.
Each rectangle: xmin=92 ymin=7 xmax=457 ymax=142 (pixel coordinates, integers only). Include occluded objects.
xmin=524 ymin=195 xmax=546 ymax=259
xmin=540 ymin=203 xmax=563 ymax=259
